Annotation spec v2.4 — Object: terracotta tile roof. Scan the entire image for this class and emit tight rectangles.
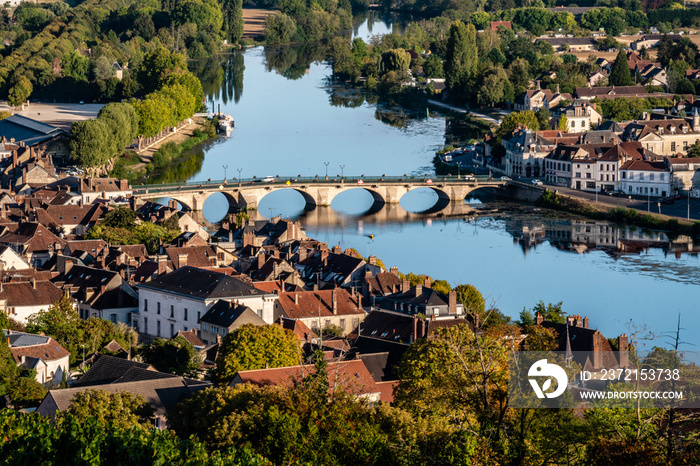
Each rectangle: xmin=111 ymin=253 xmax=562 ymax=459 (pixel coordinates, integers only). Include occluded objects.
xmin=232 ymin=359 xmax=391 ymax=402
xmin=0 ymin=280 xmax=63 ymax=307
xmin=277 ymin=289 xmax=364 ymax=319
xmin=164 ymin=245 xmax=217 ymax=268
xmin=620 ymin=159 xmax=667 ymax=171
xmin=366 ymin=272 xmax=402 ymax=296
xmin=280 ymin=317 xmax=318 ymax=341
xmin=173 ymin=329 xmax=205 ymax=348
xmin=65 ymin=239 xmax=108 ymax=255
xmin=80 ymin=178 xmax=129 ymax=193
xmin=252 ymin=280 xmax=283 ymax=294
xmin=0 ymin=222 xmax=64 ymax=253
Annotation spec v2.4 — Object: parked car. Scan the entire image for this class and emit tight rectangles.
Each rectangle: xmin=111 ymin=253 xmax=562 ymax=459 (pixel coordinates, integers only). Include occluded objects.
xmin=464 ymin=175 xmax=475 ymax=181
xmin=255 ymin=176 xmax=275 ymax=183
xmin=500 ymin=176 xmax=511 ymax=181
xmin=531 ymin=179 xmax=543 ymax=186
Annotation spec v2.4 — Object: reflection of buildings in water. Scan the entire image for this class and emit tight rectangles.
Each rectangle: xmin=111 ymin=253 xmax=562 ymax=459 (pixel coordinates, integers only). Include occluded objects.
xmin=504 ymin=217 xmax=700 ymax=258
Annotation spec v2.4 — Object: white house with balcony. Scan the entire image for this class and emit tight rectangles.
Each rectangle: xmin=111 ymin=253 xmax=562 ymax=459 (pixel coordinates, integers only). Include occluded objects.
xmin=135 ymin=266 xmax=277 ymax=339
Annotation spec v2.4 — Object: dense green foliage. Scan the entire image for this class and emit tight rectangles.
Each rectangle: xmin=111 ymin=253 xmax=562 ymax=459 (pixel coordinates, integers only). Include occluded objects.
xmin=0 ymin=0 xmax=223 ymax=105
xmin=263 ymin=0 xmax=352 ymax=44
xmin=26 ymin=294 xmax=138 ymax=365
xmin=213 ymin=324 xmax=300 ymax=384
xmin=609 ymin=49 xmax=632 ymax=86
xmin=139 ymin=336 xmax=202 ymax=377
xmin=0 ymin=337 xmax=46 ymax=408
xmin=0 ymin=410 xmax=269 ymax=465
xmin=86 ymin=207 xmax=181 ymax=253
xmin=64 ymin=390 xmax=155 ymax=430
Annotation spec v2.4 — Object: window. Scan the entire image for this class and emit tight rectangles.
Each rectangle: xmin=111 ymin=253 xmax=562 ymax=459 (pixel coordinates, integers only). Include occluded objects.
xmin=575 ymin=172 xmax=581 ymax=178
xmin=157 ymin=320 xmax=161 ymax=337
xmin=650 ymin=173 xmax=654 ymax=181
xmin=622 ymin=172 xmax=626 ymax=179
xmin=157 ymin=302 xmax=161 ymax=315
xmin=170 ymin=323 xmax=174 ymax=338
xmin=197 ymin=311 xmax=201 ymax=321
xmin=170 ymin=305 xmax=174 ymax=318
xmin=110 ymin=314 xmax=117 ymax=323
xmin=339 ymin=319 xmax=346 ymax=330
xmin=144 ymin=299 xmax=148 ymax=312
xmin=684 ymin=141 xmax=689 ymax=150
xmin=600 ymin=173 xmax=604 ymax=181
xmin=671 ymin=142 xmax=676 ymax=152
xmin=586 ymin=173 xmax=591 ymax=179
xmin=660 ymin=173 xmax=665 ymax=181
xmin=184 ymin=308 xmax=188 ymax=321
xmin=202 ymin=323 xmax=208 ymax=332
xmin=144 ymin=317 xmax=148 ymax=332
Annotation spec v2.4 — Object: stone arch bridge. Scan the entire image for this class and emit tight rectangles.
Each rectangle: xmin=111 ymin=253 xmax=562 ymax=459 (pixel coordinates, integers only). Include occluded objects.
xmin=131 ymin=175 xmax=509 ymax=213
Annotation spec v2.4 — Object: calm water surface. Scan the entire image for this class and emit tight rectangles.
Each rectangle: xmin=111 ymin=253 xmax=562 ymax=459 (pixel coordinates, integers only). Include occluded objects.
xmin=182 ymin=16 xmax=699 ymax=348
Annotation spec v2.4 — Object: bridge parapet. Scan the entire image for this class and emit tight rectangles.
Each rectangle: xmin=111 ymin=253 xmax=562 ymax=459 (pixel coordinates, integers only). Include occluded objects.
xmin=132 ymin=175 xmax=507 ymax=212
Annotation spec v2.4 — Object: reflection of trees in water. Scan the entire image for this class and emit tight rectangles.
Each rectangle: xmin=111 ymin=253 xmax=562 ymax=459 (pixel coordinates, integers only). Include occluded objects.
xmin=374 ymin=107 xmax=410 ymax=129
xmin=191 ymin=52 xmax=245 ymax=105
xmin=190 ymin=58 xmax=225 ymax=102
xmin=326 ymin=84 xmax=366 ymax=108
xmin=137 ymin=141 xmax=223 ymax=184
xmin=444 ymin=117 xmax=491 ymax=147
xmin=264 ymin=43 xmax=328 ymax=80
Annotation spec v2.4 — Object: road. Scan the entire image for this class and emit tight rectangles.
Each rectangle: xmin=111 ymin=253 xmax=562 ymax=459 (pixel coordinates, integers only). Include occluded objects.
xmin=427 ymin=100 xmax=502 ymax=125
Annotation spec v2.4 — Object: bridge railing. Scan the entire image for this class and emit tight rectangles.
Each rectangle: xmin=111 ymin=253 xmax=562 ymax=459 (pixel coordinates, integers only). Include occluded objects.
xmin=131 ymin=174 xmax=503 ymax=194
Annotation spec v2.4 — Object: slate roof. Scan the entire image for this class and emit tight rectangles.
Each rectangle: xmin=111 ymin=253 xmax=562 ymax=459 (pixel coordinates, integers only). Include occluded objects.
xmin=199 ymin=300 xmax=266 ymax=329
xmin=0 ymin=115 xmax=64 ymax=146
xmin=65 ymin=240 xmax=108 ymax=255
xmin=357 ymin=352 xmax=393 ymax=382
xmin=164 ymin=245 xmax=216 ymax=268
xmin=0 ymin=280 xmax=63 ymax=307
xmin=72 ymin=354 xmax=156 ymax=387
xmin=39 ymin=376 xmax=210 ymax=420
xmin=540 ymin=321 xmax=620 ymax=369
xmin=137 ymin=266 xmax=266 ymax=301
xmin=383 ymin=285 xmax=449 ymax=308
xmin=7 ymin=332 xmax=70 ymax=364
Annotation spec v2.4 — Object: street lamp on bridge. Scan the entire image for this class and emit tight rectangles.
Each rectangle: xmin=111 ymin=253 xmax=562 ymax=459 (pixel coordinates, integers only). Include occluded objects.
xmin=324 ymin=162 xmax=329 ymax=180
xmin=340 ymin=164 xmax=345 ymax=181
xmin=223 ymin=165 xmax=228 ymax=181
xmin=237 ymin=168 xmax=242 ymax=187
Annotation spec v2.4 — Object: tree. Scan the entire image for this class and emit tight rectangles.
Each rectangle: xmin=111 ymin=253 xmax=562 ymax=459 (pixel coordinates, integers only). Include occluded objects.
xmin=557 ymin=114 xmax=569 ymax=131
xmin=213 ymin=324 xmax=300 ymax=384
xmin=454 ymin=284 xmax=485 ymax=317
xmin=524 ymin=300 xmax=565 ymax=324
xmin=536 ymin=107 xmax=552 ymax=129
xmin=92 ymin=56 xmax=113 ymax=81
xmin=140 ymin=337 xmax=202 ymax=377
xmin=477 ymin=67 xmax=509 ymax=108
xmin=69 ymin=119 xmax=110 ymax=168
xmin=687 ymin=140 xmax=700 ymax=158
xmin=377 ymin=49 xmax=411 ymax=75
xmin=27 ymin=293 xmax=82 ymax=363
xmin=497 ymin=110 xmax=539 ymax=137
xmin=7 ymin=76 xmax=33 ymax=107
xmin=64 ymin=389 xmax=155 ymax=429
xmin=609 ymin=49 xmax=632 ymax=86
xmin=445 ymin=21 xmax=477 ymax=100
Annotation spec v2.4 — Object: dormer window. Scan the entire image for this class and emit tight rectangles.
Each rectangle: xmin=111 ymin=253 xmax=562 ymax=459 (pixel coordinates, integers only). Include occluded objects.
xmin=658 ymin=127 xmax=664 ymax=135
xmin=670 ymin=127 xmax=676 ymax=134
xmin=683 ymin=126 xmax=688 ymax=134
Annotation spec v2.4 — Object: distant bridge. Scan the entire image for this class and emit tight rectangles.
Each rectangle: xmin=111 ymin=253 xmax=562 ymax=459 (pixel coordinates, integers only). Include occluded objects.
xmin=131 ymin=175 xmax=509 ymax=212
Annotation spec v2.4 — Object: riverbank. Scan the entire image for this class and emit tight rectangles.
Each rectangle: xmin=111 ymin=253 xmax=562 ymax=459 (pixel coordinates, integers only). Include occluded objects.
xmin=536 ymin=190 xmax=700 ymax=237
xmin=111 ymin=119 xmax=218 ymax=183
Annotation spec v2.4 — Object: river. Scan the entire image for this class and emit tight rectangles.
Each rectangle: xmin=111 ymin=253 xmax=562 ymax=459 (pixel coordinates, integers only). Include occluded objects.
xmin=179 ymin=13 xmax=700 ymax=348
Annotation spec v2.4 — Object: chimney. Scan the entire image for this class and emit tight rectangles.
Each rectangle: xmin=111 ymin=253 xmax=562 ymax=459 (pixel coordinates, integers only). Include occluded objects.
xmin=364 ymin=269 xmax=373 ymax=279
xmin=298 ymin=247 xmax=307 ymax=262
xmin=332 ymin=243 xmax=341 ymax=254
xmin=332 ymin=289 xmax=338 ymax=315
xmin=412 ymin=315 xmax=418 ymax=343
xmin=415 ymin=284 xmax=422 ymax=297
xmin=401 ymin=279 xmax=409 ymax=292
xmin=619 ymin=333 xmax=629 ymax=367
xmin=423 ymin=278 xmax=431 ymax=288
xmin=257 ymin=253 xmax=265 ymax=270
xmin=368 ymin=255 xmax=377 ymax=266
xmin=11 ymin=151 xmax=16 ymax=168
xmin=389 ymin=266 xmax=398 ymax=276
xmin=22 ymin=167 xmax=26 ymax=185
xmin=294 ymin=293 xmax=298 ymax=305
xmin=536 ymin=312 xmax=543 ymax=325
xmin=536 ymin=80 xmax=541 ymax=90
xmin=567 ymin=315 xmax=575 ymax=326
xmin=272 ymin=249 xmax=279 ymax=259
xmin=556 ymin=83 xmax=560 ymax=94
xmin=592 ymin=331 xmax=604 ymax=369
xmin=100 ymin=284 xmax=106 ymax=295
xmin=216 ymin=334 xmax=221 ymax=344
xmin=583 ymin=316 xmax=589 ymax=329
xmin=177 ymin=254 xmax=187 ymax=268
xmin=576 ymin=314 xmax=583 ymax=328
xmin=31 ymin=278 xmax=36 ymax=289
xmin=448 ymin=290 xmax=456 ymax=315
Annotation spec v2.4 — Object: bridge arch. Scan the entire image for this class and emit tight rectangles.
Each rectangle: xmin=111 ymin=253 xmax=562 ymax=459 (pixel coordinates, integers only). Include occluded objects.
xmin=328 ymin=187 xmax=387 ymax=216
